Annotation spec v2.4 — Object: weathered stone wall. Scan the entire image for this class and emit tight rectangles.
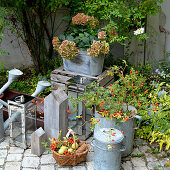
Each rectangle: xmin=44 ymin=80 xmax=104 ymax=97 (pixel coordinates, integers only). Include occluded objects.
xmin=0 ymin=8 xmax=69 ymax=69
xmin=127 ymin=0 xmax=170 ymax=66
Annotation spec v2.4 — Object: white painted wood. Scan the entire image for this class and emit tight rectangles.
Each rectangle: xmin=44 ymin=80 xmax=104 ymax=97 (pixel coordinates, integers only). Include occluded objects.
xmin=31 ymin=127 xmax=46 ymax=156
xmin=44 ymin=89 xmax=68 ymax=142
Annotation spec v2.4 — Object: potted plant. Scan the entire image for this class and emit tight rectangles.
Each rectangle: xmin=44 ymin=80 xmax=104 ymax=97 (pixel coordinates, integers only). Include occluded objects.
xmin=52 ymin=13 xmax=110 ymax=76
xmin=71 ymin=61 xmax=149 ymax=156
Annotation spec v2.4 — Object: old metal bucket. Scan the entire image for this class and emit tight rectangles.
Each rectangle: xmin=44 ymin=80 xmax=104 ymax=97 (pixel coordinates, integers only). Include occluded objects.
xmin=93 ymin=128 xmax=125 ymax=170
xmin=94 ymin=105 xmax=142 ymax=157
xmin=0 ymin=103 xmax=5 ymax=142
xmin=62 ymin=50 xmax=104 ymax=76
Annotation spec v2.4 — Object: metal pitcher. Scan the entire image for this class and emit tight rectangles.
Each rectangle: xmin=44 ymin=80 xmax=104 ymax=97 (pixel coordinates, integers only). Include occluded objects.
xmin=93 ymin=128 xmax=125 ymax=170
xmin=94 ymin=105 xmax=142 ymax=157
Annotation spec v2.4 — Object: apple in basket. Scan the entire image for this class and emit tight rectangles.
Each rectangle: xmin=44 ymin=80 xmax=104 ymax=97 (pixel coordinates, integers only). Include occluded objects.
xmin=58 ymin=146 xmax=68 ymax=154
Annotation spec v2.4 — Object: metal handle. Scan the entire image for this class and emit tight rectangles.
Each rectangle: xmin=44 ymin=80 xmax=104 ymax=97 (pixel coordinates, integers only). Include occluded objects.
xmin=134 ymin=115 xmax=142 ymax=129
xmin=120 ymin=144 xmax=126 ymax=152
xmin=120 ymin=135 xmax=126 ymax=152
xmin=91 ymin=138 xmax=125 ymax=152
xmin=91 ymin=138 xmax=95 ymax=147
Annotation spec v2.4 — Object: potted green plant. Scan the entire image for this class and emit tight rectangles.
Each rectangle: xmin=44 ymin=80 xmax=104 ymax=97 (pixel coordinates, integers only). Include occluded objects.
xmin=71 ymin=61 xmax=149 ymax=156
xmin=52 ymin=13 xmax=110 ymax=76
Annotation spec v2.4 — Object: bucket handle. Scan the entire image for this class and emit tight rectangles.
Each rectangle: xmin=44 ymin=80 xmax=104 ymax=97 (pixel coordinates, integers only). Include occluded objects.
xmin=120 ymin=136 xmax=126 ymax=152
xmin=134 ymin=115 xmax=142 ymax=129
xmin=91 ymin=138 xmax=126 ymax=152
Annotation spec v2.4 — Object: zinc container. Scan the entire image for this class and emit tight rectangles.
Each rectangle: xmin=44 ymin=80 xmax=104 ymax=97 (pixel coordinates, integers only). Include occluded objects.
xmin=93 ymin=128 xmax=125 ymax=170
xmin=0 ymin=103 xmax=5 ymax=142
xmin=94 ymin=105 xmax=142 ymax=157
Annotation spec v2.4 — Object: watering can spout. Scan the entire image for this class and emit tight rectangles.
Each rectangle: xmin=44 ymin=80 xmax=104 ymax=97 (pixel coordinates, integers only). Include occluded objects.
xmin=31 ymin=81 xmax=51 ymax=97
xmin=0 ymin=69 xmax=23 ymax=95
xmin=8 ymin=69 xmax=23 ymax=83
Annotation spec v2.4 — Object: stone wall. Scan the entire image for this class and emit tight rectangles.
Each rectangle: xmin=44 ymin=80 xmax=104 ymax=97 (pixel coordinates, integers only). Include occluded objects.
xmin=0 ymin=8 xmax=69 ymax=69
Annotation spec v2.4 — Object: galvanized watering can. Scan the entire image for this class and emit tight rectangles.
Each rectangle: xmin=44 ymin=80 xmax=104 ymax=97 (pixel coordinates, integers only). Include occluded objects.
xmin=0 ymin=103 xmax=5 ymax=142
xmin=92 ymin=128 xmax=125 ymax=170
xmin=94 ymin=105 xmax=142 ymax=157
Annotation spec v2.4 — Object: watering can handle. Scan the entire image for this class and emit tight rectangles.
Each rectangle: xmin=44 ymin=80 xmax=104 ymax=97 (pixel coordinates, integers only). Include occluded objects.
xmin=120 ymin=135 xmax=126 ymax=152
xmin=91 ymin=138 xmax=126 ymax=152
xmin=134 ymin=115 xmax=142 ymax=129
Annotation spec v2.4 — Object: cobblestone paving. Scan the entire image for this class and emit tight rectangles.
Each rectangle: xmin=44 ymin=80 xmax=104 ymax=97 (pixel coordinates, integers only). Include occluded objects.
xmin=0 ymin=136 xmax=169 ymax=170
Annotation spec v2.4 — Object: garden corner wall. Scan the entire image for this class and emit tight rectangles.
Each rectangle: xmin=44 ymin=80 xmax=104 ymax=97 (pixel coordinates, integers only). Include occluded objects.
xmin=0 ymin=8 xmax=69 ymax=70
xmin=127 ymin=0 xmax=170 ymax=66
xmin=0 ymin=27 xmax=33 ymax=69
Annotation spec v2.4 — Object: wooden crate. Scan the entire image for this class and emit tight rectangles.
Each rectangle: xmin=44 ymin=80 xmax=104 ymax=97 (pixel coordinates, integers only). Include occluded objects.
xmin=51 ymin=66 xmax=114 ymax=90
xmin=51 ymin=66 xmax=114 ymax=140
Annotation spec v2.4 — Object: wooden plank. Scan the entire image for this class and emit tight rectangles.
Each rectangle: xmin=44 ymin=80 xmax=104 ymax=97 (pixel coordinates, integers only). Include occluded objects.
xmin=51 ymin=74 xmax=71 ymax=83
xmin=51 ymin=82 xmax=66 ymax=91
xmin=51 ymin=66 xmax=98 ymax=80
xmin=51 ymin=66 xmax=114 ymax=89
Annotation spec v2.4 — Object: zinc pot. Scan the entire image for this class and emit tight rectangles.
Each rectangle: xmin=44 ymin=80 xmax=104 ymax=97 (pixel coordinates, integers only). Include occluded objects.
xmin=93 ymin=128 xmax=125 ymax=170
xmin=62 ymin=50 xmax=104 ymax=76
xmin=94 ymin=105 xmax=142 ymax=157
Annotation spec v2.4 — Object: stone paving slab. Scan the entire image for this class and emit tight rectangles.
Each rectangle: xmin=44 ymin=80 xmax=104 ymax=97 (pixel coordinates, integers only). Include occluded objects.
xmin=0 ymin=136 xmax=169 ymax=170
xmin=6 ymin=153 xmax=23 ymax=162
xmin=0 ymin=158 xmax=5 ymax=166
xmin=24 ymin=149 xmax=39 ymax=157
xmin=40 ymin=164 xmax=55 ymax=170
xmin=4 ymin=162 xmax=21 ymax=170
xmin=40 ymin=154 xmax=56 ymax=164
xmin=22 ymin=157 xmax=40 ymax=168
xmin=8 ymin=146 xmax=24 ymax=154
xmin=0 ymin=150 xmax=7 ymax=159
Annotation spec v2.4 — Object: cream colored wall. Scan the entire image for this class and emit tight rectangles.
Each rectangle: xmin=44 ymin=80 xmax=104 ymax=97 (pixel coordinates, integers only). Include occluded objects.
xmin=127 ymin=0 xmax=170 ymax=66
xmin=0 ymin=8 xmax=69 ymax=70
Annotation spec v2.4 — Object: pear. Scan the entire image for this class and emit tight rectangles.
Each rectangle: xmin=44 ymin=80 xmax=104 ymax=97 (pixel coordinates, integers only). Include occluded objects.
xmin=72 ymin=142 xmax=79 ymax=149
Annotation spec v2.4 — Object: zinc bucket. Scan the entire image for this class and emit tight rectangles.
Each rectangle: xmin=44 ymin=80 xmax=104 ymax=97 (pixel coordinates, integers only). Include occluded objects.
xmin=94 ymin=105 xmax=142 ymax=157
xmin=0 ymin=103 xmax=5 ymax=142
xmin=93 ymin=128 xmax=125 ymax=170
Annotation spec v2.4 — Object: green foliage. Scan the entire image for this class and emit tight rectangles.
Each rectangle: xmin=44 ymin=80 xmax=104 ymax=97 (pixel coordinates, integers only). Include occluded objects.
xmin=0 ymin=68 xmax=52 ymax=98
xmin=0 ymin=7 xmax=12 ymax=57
xmin=83 ymin=0 xmax=163 ymax=44
xmin=152 ymin=52 xmax=170 ymax=84
xmin=136 ymin=82 xmax=170 ymax=151
xmin=70 ymin=61 xmax=148 ymax=122
xmin=136 ymin=62 xmax=153 ymax=79
xmin=59 ymin=27 xmax=98 ymax=50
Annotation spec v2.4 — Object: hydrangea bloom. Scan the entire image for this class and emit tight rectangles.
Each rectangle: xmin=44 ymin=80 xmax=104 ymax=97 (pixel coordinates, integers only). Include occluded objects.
xmin=72 ymin=13 xmax=99 ymax=28
xmin=87 ymin=40 xmax=109 ymax=57
xmin=58 ymin=40 xmax=79 ymax=60
xmin=98 ymin=31 xmax=106 ymax=40
xmin=52 ymin=37 xmax=60 ymax=50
